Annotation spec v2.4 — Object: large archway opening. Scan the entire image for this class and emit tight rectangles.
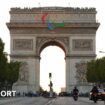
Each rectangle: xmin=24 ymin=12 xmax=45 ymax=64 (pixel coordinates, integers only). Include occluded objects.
xmin=40 ymin=46 xmax=65 ymax=93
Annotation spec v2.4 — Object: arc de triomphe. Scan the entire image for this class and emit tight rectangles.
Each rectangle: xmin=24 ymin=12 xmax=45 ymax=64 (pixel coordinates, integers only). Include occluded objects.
xmin=7 ymin=7 xmax=99 ymax=94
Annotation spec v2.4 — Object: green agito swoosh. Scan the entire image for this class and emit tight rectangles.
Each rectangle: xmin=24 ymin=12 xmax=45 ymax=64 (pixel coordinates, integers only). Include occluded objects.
xmin=53 ymin=21 xmax=65 ymax=27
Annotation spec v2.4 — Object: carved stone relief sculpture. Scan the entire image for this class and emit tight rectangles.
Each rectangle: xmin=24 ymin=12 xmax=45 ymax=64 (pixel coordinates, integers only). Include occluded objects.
xmin=75 ymin=61 xmax=87 ymax=84
xmin=72 ymin=39 xmax=93 ymax=51
xmin=13 ymin=39 xmax=33 ymax=50
xmin=18 ymin=62 xmax=29 ymax=83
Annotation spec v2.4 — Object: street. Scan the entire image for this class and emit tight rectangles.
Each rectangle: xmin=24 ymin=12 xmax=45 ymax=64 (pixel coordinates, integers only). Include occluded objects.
xmin=0 ymin=97 xmax=105 ymax=105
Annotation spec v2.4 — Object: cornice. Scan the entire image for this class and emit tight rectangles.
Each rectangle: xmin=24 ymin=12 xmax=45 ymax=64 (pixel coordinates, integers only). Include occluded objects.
xmin=10 ymin=54 xmax=40 ymax=59
xmin=66 ymin=54 xmax=96 ymax=58
xmin=6 ymin=22 xmax=100 ymax=29
xmin=10 ymin=54 xmax=96 ymax=59
xmin=10 ymin=7 xmax=96 ymax=14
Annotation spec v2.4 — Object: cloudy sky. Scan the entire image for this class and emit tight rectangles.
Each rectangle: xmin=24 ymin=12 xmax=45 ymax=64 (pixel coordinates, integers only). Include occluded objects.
xmin=0 ymin=0 xmax=105 ymax=57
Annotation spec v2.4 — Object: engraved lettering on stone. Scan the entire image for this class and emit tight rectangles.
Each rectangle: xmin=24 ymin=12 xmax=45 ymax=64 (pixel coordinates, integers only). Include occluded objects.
xmin=13 ymin=39 xmax=33 ymax=50
xmin=72 ymin=39 xmax=93 ymax=51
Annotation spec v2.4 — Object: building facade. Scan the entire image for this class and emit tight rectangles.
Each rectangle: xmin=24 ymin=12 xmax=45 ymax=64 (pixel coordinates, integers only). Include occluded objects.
xmin=7 ymin=7 xmax=99 ymax=94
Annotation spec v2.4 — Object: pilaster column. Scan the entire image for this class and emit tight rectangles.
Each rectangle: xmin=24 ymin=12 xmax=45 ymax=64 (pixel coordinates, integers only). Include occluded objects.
xmin=34 ymin=55 xmax=40 ymax=91
xmin=65 ymin=55 xmax=70 ymax=92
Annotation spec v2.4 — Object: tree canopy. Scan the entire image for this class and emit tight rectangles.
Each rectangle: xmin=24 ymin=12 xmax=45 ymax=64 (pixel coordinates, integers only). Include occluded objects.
xmin=0 ymin=38 xmax=21 ymax=91
xmin=0 ymin=38 xmax=7 ymax=83
xmin=86 ymin=57 xmax=105 ymax=83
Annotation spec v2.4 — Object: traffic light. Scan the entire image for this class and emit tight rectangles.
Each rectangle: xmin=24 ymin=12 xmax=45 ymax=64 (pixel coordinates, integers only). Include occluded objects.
xmin=49 ymin=73 xmax=52 ymax=78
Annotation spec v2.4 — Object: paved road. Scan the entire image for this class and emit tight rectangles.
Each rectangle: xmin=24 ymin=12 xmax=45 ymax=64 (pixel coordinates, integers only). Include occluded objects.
xmin=0 ymin=97 xmax=105 ymax=105
xmin=51 ymin=97 xmax=105 ymax=105
xmin=0 ymin=97 xmax=50 ymax=105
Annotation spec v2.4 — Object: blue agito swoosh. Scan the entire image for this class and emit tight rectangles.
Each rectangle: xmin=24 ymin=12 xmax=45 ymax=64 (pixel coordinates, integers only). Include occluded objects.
xmin=47 ymin=22 xmax=55 ymax=30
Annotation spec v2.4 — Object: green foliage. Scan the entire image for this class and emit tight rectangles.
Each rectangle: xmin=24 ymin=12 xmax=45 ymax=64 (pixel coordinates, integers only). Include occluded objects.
xmin=0 ymin=38 xmax=21 ymax=90
xmin=4 ymin=61 xmax=21 ymax=90
xmin=6 ymin=61 xmax=21 ymax=84
xmin=87 ymin=60 xmax=95 ymax=82
xmin=86 ymin=57 xmax=105 ymax=83
xmin=0 ymin=38 xmax=4 ymax=53
xmin=0 ymin=38 xmax=7 ymax=83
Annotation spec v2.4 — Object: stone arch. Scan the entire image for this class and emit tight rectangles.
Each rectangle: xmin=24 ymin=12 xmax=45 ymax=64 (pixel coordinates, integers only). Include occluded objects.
xmin=39 ymin=41 xmax=66 ymax=54
xmin=39 ymin=41 xmax=66 ymax=92
xmin=36 ymin=37 xmax=69 ymax=56
xmin=35 ymin=37 xmax=69 ymax=92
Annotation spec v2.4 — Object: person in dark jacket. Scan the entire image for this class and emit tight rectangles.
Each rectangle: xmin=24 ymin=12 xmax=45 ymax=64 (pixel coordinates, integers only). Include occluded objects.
xmin=91 ymin=86 xmax=98 ymax=93
xmin=72 ymin=86 xmax=79 ymax=95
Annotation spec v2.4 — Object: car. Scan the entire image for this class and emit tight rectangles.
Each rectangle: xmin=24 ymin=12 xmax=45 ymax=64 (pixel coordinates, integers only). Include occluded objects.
xmin=59 ymin=92 xmax=71 ymax=97
xmin=89 ymin=88 xmax=105 ymax=100
xmin=59 ymin=92 xmax=67 ymax=96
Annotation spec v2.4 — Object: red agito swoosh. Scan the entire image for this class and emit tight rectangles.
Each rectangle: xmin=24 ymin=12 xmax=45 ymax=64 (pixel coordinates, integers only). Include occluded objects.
xmin=41 ymin=13 xmax=48 ymax=24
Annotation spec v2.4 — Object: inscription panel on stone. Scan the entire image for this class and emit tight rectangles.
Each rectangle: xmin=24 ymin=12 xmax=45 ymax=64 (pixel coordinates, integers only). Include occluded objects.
xmin=13 ymin=39 xmax=33 ymax=50
xmin=72 ymin=39 xmax=93 ymax=51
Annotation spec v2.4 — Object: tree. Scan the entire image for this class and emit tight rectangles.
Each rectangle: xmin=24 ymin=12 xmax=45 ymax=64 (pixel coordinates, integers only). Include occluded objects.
xmin=86 ymin=57 xmax=105 ymax=84
xmin=6 ymin=61 xmax=21 ymax=90
xmin=0 ymin=38 xmax=7 ymax=90
xmin=0 ymin=38 xmax=21 ymax=91
xmin=0 ymin=38 xmax=4 ymax=53
xmin=87 ymin=60 xmax=95 ymax=82
xmin=97 ymin=57 xmax=105 ymax=82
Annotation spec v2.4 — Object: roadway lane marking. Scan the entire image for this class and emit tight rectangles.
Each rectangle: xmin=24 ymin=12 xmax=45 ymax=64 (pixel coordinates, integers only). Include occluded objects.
xmin=45 ymin=98 xmax=56 ymax=105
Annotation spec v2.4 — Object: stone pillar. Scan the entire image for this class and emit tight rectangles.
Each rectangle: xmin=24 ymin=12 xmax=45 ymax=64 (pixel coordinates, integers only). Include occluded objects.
xmin=65 ymin=55 xmax=70 ymax=92
xmin=34 ymin=55 xmax=40 ymax=92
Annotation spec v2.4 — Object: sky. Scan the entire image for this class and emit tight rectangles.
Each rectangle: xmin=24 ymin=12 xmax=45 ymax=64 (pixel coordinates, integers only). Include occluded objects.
xmin=0 ymin=0 xmax=105 ymax=93
xmin=0 ymin=0 xmax=105 ymax=57
xmin=40 ymin=46 xmax=65 ymax=93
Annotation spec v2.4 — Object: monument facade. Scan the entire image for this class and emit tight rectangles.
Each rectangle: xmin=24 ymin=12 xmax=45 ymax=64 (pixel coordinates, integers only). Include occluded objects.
xmin=7 ymin=7 xmax=99 ymax=93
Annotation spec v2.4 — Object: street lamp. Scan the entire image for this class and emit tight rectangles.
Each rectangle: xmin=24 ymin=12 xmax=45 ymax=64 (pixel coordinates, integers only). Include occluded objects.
xmin=49 ymin=73 xmax=53 ymax=98
xmin=98 ymin=51 xmax=105 ymax=58
xmin=99 ymin=51 xmax=105 ymax=53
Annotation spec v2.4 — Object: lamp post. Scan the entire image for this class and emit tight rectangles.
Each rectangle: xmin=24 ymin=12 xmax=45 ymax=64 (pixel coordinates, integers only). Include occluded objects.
xmin=99 ymin=51 xmax=105 ymax=53
xmin=98 ymin=51 xmax=105 ymax=58
xmin=49 ymin=73 xmax=53 ymax=98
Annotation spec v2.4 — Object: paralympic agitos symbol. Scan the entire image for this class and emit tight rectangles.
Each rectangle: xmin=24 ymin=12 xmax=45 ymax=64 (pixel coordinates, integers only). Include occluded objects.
xmin=41 ymin=13 xmax=65 ymax=30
